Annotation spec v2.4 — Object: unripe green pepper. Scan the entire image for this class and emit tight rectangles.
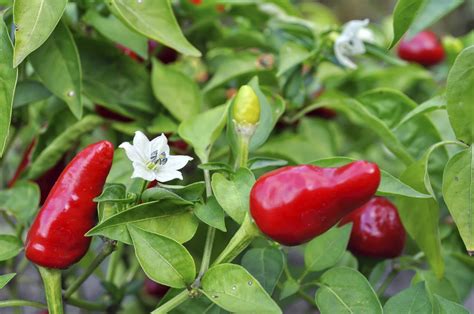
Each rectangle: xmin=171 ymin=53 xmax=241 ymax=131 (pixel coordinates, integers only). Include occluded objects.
xmin=232 ymin=85 xmax=260 ymax=127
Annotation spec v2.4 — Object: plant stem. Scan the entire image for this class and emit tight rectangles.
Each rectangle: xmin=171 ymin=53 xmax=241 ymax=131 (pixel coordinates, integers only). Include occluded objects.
xmin=67 ymin=297 xmax=109 ymax=311
xmin=234 ymin=135 xmax=250 ymax=170
xmin=106 ymin=243 xmax=123 ymax=283
xmin=197 ymin=227 xmax=216 ymax=280
xmin=297 ymin=289 xmax=318 ymax=308
xmin=151 ymin=289 xmax=189 ymax=314
xmin=212 ymin=214 xmax=260 ymax=266
xmin=196 ymin=168 xmax=215 ymax=281
xmin=377 ymin=267 xmax=399 ymax=297
xmin=0 ymin=300 xmax=46 ymax=309
xmin=64 ymin=240 xmax=117 ymax=299
xmin=38 ymin=267 xmax=64 ymax=314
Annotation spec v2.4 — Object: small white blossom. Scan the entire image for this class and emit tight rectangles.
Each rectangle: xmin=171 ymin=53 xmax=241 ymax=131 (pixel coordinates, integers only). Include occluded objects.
xmin=334 ymin=19 xmax=374 ymax=69
xmin=119 ymin=131 xmax=193 ymax=182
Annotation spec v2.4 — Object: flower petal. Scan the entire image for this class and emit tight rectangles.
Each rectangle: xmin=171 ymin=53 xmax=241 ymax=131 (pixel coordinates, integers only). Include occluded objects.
xmin=119 ymin=142 xmax=143 ymax=164
xmin=155 ymin=169 xmax=183 ymax=182
xmin=165 ymin=155 xmax=193 ymax=171
xmin=131 ymin=162 xmax=156 ymax=181
xmin=150 ymin=133 xmax=168 ymax=154
xmin=133 ymin=131 xmax=151 ymax=161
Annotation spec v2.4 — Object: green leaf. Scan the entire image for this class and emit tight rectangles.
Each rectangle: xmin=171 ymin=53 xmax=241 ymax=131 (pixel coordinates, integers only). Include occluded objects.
xmin=194 ymin=197 xmax=227 ymax=232
xmin=248 ymin=157 xmax=288 ymax=170
xmin=29 ymin=21 xmax=82 ymax=119
xmin=397 ymin=144 xmax=446 ymax=278
xmin=0 ymin=181 xmax=40 ymax=224
xmin=248 ymin=78 xmax=285 ymax=151
xmin=87 ymin=200 xmax=198 ymax=244
xmin=412 ymin=270 xmax=460 ymax=302
xmin=383 ymin=282 xmax=432 ymax=314
xmin=27 ymin=115 xmax=104 ymax=179
xmin=77 ymin=38 xmax=156 ymax=117
xmin=407 ymin=0 xmax=464 ymax=38
xmin=394 ymin=95 xmax=446 ymax=129
xmin=107 ymin=0 xmax=200 ymax=57
xmin=211 ymin=168 xmax=255 ymax=224
xmin=82 ymin=10 xmax=148 ymax=59
xmin=0 ymin=273 xmax=16 ymax=289
xmin=304 ymin=225 xmax=352 ymax=272
xmin=443 ymin=147 xmax=474 ymax=253
xmin=277 ymin=42 xmax=312 ymax=76
xmin=335 ymin=251 xmax=359 ymax=269
xmin=446 ymin=46 xmax=474 ymax=144
xmin=315 ymin=267 xmax=383 ymax=314
xmin=0 ymin=235 xmax=23 ymax=261
xmin=13 ymin=0 xmax=67 ymax=66
xmin=241 ymin=247 xmax=284 ymax=294
xmin=178 ymin=105 xmax=227 ymax=162
xmin=204 ymin=52 xmax=265 ymax=92
xmin=94 ymin=184 xmax=132 ymax=203
xmin=129 ymin=225 xmax=195 ymax=288
xmin=151 ymin=60 xmax=201 ymax=122
xmin=434 ymin=294 xmax=470 ymax=314
xmin=201 ymin=264 xmax=282 ymax=313
xmin=320 ymin=97 xmax=415 ymax=165
xmin=279 ymin=279 xmax=300 ymax=300
xmin=13 ymin=80 xmax=51 ymax=108
xmin=390 ymin=0 xmax=426 ymax=48
xmin=0 ymin=17 xmax=18 ymax=157
xmin=310 ymin=157 xmax=431 ymax=198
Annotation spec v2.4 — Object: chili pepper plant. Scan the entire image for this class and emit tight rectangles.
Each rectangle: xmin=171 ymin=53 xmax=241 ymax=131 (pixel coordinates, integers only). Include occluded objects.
xmin=0 ymin=0 xmax=473 ymax=313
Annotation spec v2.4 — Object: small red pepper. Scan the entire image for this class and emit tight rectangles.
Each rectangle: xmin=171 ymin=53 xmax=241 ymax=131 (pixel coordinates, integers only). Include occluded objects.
xmin=144 ymin=278 xmax=169 ymax=298
xmin=25 ymin=141 xmax=114 ymax=269
xmin=190 ymin=0 xmax=202 ymax=5
xmin=116 ymin=44 xmax=144 ymax=63
xmin=250 ymin=161 xmax=380 ymax=246
xmin=339 ymin=196 xmax=406 ymax=258
xmin=94 ymin=104 xmax=134 ymax=122
xmin=7 ymin=138 xmax=37 ymax=188
xmin=397 ymin=31 xmax=445 ymax=66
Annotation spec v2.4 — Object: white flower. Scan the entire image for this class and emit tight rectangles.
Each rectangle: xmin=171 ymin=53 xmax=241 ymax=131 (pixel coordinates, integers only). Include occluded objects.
xmin=119 ymin=131 xmax=193 ymax=182
xmin=334 ymin=19 xmax=374 ymax=69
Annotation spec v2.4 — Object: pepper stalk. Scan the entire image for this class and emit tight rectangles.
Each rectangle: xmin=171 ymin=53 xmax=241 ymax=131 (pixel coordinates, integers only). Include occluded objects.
xmin=38 ymin=267 xmax=63 ymax=314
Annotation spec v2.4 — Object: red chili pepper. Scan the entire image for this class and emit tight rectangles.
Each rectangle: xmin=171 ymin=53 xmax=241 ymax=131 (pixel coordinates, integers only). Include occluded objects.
xmin=307 ymin=107 xmax=337 ymax=120
xmin=397 ymin=31 xmax=445 ymax=66
xmin=25 ymin=141 xmax=114 ymax=269
xmin=144 ymin=278 xmax=169 ymax=298
xmin=94 ymin=104 xmax=134 ymax=122
xmin=250 ymin=161 xmax=381 ymax=246
xmin=116 ymin=44 xmax=144 ymax=63
xmin=339 ymin=196 xmax=406 ymax=258
xmin=190 ymin=0 xmax=202 ymax=5
xmin=7 ymin=138 xmax=37 ymax=188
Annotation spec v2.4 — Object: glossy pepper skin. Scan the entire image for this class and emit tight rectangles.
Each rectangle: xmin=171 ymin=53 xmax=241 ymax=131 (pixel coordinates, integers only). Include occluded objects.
xmin=397 ymin=31 xmax=445 ymax=66
xmin=250 ymin=161 xmax=380 ymax=246
xmin=25 ymin=141 xmax=114 ymax=269
xmin=339 ymin=197 xmax=406 ymax=258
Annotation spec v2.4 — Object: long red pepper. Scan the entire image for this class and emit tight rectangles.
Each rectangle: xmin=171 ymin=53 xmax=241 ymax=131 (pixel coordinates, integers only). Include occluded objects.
xmin=25 ymin=141 xmax=114 ymax=269
xmin=7 ymin=138 xmax=37 ymax=188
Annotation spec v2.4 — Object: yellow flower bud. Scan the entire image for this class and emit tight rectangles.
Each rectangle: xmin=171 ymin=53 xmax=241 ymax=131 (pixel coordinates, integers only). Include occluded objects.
xmin=232 ymin=85 xmax=260 ymax=126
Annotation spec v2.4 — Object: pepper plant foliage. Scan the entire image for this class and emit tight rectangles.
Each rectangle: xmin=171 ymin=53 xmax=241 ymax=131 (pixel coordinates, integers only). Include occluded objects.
xmin=0 ymin=0 xmax=473 ymax=313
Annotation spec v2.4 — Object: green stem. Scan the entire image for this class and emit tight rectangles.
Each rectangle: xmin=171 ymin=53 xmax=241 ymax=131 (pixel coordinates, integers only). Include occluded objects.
xmin=377 ymin=265 xmax=399 ymax=297
xmin=212 ymin=214 xmax=260 ymax=266
xmin=234 ymin=135 xmax=250 ymax=170
xmin=196 ymin=167 xmax=215 ymax=281
xmin=67 ymin=297 xmax=109 ymax=311
xmin=0 ymin=300 xmax=46 ymax=309
xmin=297 ymin=289 xmax=318 ymax=308
xmin=38 ymin=267 xmax=64 ymax=314
xmin=106 ymin=243 xmax=123 ymax=283
xmin=64 ymin=240 xmax=117 ymax=299
xmin=151 ymin=289 xmax=189 ymax=314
